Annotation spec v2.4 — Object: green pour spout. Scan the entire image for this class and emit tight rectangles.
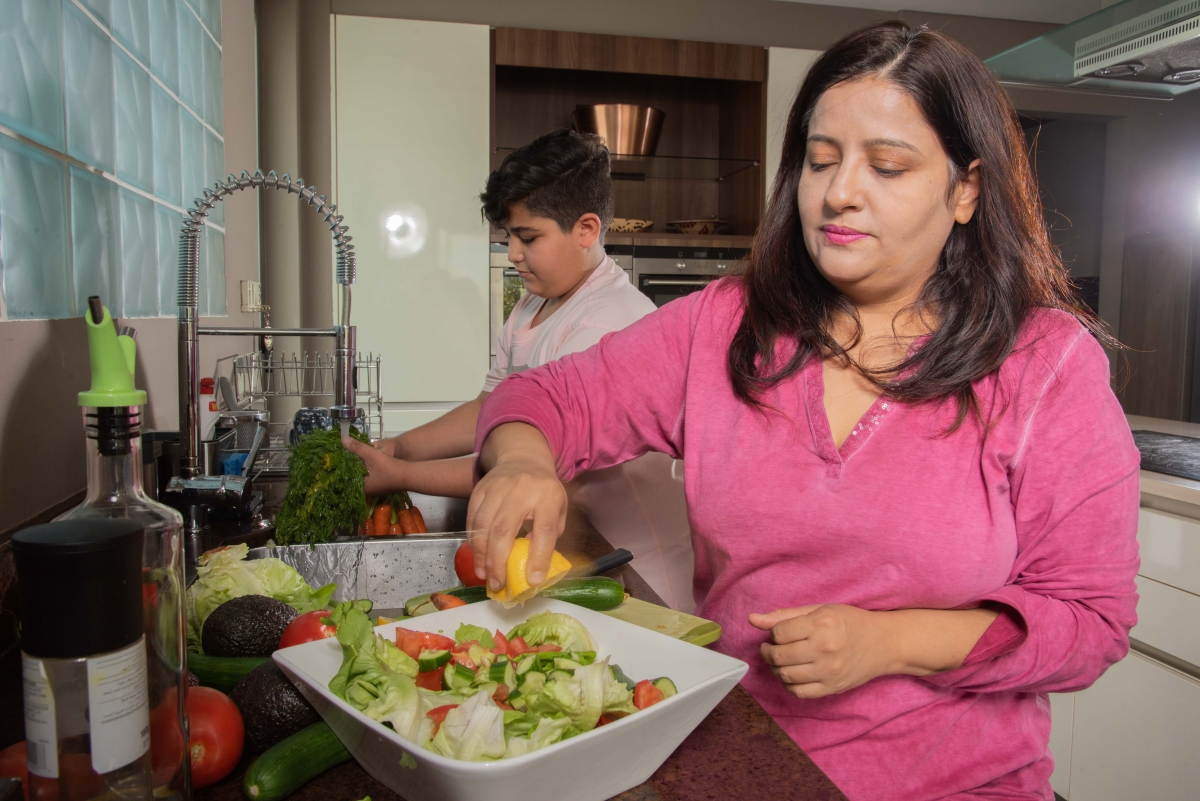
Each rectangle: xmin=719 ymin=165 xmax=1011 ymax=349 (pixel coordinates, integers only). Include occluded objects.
xmin=78 ymin=296 xmax=148 ymax=408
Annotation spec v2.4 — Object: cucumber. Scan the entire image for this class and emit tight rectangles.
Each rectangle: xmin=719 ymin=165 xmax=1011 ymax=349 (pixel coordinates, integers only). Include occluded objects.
xmin=186 ymin=652 xmax=269 ymax=693
xmin=553 ymin=657 xmax=582 ymax=671
xmin=653 ymin=677 xmax=678 ymax=698
xmin=403 ymin=577 xmax=624 ymax=616
xmin=515 ymin=654 xmax=537 ymax=675
xmin=610 ymin=663 xmax=636 ymax=691
xmin=444 ymin=662 xmax=474 ymax=691
xmin=547 ymin=670 xmax=573 ymax=684
xmin=488 ymin=662 xmax=508 ymax=684
xmin=518 ymin=671 xmax=545 ymax=697
xmin=243 ymin=722 xmax=351 ymax=801
xmin=417 ymin=649 xmax=451 ymax=672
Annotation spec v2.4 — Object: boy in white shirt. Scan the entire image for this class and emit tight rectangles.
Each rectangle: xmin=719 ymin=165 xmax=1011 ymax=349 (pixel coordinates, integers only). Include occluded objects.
xmin=345 ymin=129 xmax=694 ymax=610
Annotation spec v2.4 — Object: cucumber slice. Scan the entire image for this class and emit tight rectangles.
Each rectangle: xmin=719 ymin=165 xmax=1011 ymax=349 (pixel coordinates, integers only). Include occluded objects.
xmin=653 ymin=677 xmax=678 ymax=698
xmin=547 ymin=670 xmax=573 ymax=684
xmin=488 ymin=662 xmax=508 ymax=684
xmin=518 ymin=671 xmax=546 ymax=697
xmin=573 ymin=651 xmax=597 ymax=665
xmin=553 ymin=657 xmax=582 ymax=671
xmin=444 ymin=661 xmax=475 ymax=691
xmin=404 ymin=593 xmax=432 ymax=616
xmin=515 ymin=654 xmax=537 ymax=675
xmin=417 ymin=649 xmax=451 ymax=672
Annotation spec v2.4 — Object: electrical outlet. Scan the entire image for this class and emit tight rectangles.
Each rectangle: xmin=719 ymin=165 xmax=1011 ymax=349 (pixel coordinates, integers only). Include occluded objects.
xmin=240 ymin=280 xmax=262 ymax=312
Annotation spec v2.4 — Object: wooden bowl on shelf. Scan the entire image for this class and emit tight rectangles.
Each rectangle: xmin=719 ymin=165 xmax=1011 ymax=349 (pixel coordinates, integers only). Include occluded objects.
xmin=666 ymin=219 xmax=729 ymax=235
xmin=609 ymin=218 xmax=654 ymax=233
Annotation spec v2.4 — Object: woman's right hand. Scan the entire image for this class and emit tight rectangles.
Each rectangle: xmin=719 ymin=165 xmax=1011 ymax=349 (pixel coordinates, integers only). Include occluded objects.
xmin=467 ymin=423 xmax=567 ymax=591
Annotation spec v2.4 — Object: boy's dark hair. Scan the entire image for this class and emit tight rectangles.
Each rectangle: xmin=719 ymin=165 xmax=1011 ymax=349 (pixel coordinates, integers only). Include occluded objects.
xmin=480 ymin=129 xmax=614 ymax=236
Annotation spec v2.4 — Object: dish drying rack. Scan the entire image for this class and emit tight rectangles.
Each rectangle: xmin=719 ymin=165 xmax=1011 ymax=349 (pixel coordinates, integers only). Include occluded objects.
xmin=214 ymin=350 xmax=384 ymax=475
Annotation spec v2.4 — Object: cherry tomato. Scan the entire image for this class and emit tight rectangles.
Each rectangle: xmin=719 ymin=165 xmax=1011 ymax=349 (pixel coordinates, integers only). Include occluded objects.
xmin=278 ymin=610 xmax=336 ymax=650
xmin=0 ymin=741 xmax=27 ymax=800
xmin=633 ymin=680 xmax=665 ymax=710
xmin=186 ymin=687 xmax=244 ymax=789
xmin=425 ymin=704 xmax=458 ymax=736
xmin=454 ymin=541 xmax=486 ymax=587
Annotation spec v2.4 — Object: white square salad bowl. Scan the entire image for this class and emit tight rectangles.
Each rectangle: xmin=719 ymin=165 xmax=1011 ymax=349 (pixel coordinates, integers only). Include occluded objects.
xmin=273 ymin=597 xmax=748 ymax=801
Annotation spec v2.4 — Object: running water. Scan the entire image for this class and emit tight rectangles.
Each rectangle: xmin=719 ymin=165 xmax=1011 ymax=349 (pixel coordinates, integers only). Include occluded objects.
xmin=340 ymin=420 xmax=351 ymax=439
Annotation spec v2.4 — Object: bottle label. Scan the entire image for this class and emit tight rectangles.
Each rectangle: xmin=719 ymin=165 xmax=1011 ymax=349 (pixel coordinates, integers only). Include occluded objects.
xmin=21 ymin=655 xmax=59 ymax=778
xmin=87 ymin=637 xmax=151 ymax=775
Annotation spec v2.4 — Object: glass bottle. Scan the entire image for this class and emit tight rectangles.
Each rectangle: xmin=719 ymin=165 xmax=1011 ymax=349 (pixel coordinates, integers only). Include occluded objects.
xmin=57 ymin=408 xmax=191 ymax=799
xmin=56 ymin=298 xmax=191 ymax=799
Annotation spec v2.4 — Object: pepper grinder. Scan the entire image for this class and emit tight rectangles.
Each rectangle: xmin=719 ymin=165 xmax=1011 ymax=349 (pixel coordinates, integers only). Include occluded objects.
xmin=12 ymin=519 xmax=154 ymax=801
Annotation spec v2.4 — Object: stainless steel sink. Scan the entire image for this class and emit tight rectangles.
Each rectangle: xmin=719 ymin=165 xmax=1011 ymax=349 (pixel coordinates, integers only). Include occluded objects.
xmin=248 ymin=493 xmax=470 ymax=611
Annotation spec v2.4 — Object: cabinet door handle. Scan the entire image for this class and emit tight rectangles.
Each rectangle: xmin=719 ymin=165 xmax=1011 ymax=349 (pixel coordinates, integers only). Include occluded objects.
xmin=502 ymin=269 xmax=521 ymax=277
xmin=643 ymin=279 xmax=713 ymax=287
xmin=1129 ymin=636 xmax=1200 ymax=681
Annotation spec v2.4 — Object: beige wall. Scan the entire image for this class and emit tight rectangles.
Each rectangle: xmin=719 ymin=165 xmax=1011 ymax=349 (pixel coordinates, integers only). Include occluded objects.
xmin=0 ymin=0 xmax=261 ymax=534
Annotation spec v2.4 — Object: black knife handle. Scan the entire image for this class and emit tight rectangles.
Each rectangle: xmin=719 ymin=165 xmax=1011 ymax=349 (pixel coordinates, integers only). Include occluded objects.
xmin=579 ymin=548 xmax=634 ymax=577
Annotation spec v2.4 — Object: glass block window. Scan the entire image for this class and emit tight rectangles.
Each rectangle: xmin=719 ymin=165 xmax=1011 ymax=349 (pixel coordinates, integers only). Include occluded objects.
xmin=0 ymin=0 xmax=225 ymax=320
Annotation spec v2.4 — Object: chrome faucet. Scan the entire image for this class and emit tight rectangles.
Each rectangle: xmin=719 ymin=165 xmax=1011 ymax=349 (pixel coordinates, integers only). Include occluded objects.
xmin=175 ymin=169 xmax=362 ymax=480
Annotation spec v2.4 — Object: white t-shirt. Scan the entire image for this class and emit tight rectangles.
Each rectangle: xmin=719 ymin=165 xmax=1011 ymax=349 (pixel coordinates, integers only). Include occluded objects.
xmin=483 ymin=255 xmax=696 ymax=612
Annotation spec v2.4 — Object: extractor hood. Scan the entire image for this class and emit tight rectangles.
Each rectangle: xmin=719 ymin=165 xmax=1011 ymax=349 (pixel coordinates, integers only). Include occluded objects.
xmin=986 ymin=0 xmax=1200 ymax=98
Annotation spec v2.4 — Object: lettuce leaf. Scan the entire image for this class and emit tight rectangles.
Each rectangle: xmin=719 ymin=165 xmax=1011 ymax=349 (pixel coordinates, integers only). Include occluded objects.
xmin=529 ymin=658 xmax=608 ymax=732
xmin=506 ymin=611 xmax=596 ymax=653
xmin=454 ymin=623 xmax=495 ymax=649
xmin=503 ymin=715 xmax=575 ymax=758
xmin=428 ymin=690 xmax=506 ymax=761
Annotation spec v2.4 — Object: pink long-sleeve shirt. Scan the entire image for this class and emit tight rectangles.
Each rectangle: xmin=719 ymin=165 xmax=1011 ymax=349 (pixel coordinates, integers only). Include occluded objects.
xmin=475 ymin=281 xmax=1140 ymax=800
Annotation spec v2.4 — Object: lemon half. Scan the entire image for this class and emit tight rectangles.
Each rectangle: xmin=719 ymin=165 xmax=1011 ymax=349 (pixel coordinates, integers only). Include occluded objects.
xmin=487 ymin=538 xmax=571 ymax=607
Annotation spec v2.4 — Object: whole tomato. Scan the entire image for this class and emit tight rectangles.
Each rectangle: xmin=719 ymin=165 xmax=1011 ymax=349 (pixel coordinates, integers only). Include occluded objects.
xmin=0 ymin=741 xmax=27 ymax=800
xmin=277 ymin=610 xmax=336 ymax=650
xmin=454 ymin=541 xmax=486 ymax=587
xmin=187 ymin=687 xmax=244 ymax=789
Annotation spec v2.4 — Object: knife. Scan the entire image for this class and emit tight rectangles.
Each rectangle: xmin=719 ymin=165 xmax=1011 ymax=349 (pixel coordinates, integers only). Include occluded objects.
xmin=571 ymin=548 xmax=634 ymax=578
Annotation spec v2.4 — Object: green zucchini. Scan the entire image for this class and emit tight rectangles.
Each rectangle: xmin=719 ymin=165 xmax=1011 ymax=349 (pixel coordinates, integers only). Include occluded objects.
xmin=243 ymin=722 xmax=351 ymax=801
xmin=186 ymin=652 xmax=269 ymax=693
xmin=404 ymin=577 xmax=625 ymax=616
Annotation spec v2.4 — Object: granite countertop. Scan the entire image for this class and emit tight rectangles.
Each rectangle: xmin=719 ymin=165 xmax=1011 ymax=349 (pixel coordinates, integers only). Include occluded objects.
xmin=194 ymin=510 xmax=848 ymax=801
xmin=1127 ymin=415 xmax=1200 ymax=510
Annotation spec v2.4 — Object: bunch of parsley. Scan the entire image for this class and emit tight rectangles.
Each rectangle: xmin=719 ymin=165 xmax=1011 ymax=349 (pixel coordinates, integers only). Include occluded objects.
xmin=274 ymin=426 xmax=371 ymax=545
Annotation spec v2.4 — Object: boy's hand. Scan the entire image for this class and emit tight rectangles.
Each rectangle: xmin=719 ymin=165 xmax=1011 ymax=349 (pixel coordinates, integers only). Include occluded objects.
xmin=343 ymin=436 xmax=406 ymax=496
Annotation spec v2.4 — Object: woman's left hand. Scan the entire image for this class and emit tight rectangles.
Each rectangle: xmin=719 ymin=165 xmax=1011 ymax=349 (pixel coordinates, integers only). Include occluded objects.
xmin=749 ymin=605 xmax=899 ymax=699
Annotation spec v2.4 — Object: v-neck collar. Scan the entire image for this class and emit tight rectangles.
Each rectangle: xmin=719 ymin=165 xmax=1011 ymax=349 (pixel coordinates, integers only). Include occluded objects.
xmin=804 ymin=359 xmax=892 ymax=476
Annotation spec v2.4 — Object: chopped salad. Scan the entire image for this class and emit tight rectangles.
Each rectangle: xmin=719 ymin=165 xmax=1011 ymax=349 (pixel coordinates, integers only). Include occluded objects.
xmin=323 ymin=601 xmax=677 ymax=761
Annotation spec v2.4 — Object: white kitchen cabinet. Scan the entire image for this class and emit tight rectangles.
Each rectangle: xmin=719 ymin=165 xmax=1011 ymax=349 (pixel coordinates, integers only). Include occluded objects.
xmin=1068 ymin=650 xmax=1200 ymax=800
xmin=765 ymin=47 xmax=821 ymax=197
xmin=332 ymin=15 xmax=491 ymax=431
xmin=1137 ymin=507 xmax=1200 ymax=596
xmin=1048 ymin=692 xmax=1074 ymax=798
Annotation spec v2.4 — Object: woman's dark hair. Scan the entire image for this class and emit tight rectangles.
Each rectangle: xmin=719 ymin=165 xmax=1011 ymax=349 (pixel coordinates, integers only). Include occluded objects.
xmin=481 ymin=129 xmax=614 ymax=234
xmin=730 ymin=21 xmax=1109 ymax=425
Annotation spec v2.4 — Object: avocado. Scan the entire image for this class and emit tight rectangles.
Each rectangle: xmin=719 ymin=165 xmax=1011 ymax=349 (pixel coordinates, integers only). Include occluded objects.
xmin=229 ymin=662 xmax=320 ymax=754
xmin=201 ymin=595 xmax=297 ymax=657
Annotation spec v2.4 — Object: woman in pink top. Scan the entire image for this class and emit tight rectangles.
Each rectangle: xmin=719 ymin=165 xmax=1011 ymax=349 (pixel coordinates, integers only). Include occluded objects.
xmin=466 ymin=22 xmax=1140 ymax=800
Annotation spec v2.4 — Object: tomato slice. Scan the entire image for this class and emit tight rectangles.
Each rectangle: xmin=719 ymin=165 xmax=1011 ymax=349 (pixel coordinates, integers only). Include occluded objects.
xmin=426 ymin=704 xmax=458 ymax=735
xmin=492 ymin=630 xmax=509 ymax=656
xmin=596 ymin=713 xmax=617 ymax=727
xmin=395 ymin=628 xmax=424 ymax=661
xmin=527 ymin=643 xmax=561 ymax=653
xmin=633 ymin=680 xmax=665 ymax=710
xmin=492 ymin=684 xmax=509 ymax=703
xmin=415 ymin=670 xmax=444 ymax=691
xmin=454 ymin=541 xmax=487 ymax=587
xmin=420 ymin=631 xmax=455 ymax=652
xmin=506 ymin=635 xmax=529 ymax=656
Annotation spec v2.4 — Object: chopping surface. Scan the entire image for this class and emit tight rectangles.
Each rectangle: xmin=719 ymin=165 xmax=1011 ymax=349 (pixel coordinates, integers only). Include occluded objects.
xmin=1131 ymin=430 xmax=1200 ymax=481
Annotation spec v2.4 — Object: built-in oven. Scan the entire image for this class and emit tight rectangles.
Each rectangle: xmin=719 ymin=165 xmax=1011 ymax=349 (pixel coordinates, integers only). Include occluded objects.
xmin=633 ymin=246 xmax=749 ymax=308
